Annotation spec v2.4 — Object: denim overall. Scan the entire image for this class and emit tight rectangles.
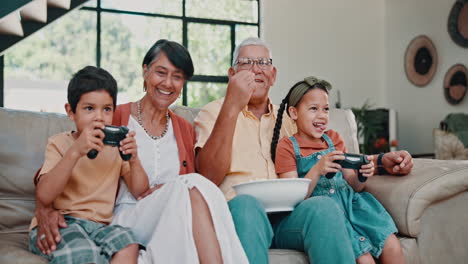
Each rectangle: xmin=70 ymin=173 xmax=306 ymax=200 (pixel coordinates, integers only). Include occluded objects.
xmin=290 ymin=134 xmax=397 ymax=258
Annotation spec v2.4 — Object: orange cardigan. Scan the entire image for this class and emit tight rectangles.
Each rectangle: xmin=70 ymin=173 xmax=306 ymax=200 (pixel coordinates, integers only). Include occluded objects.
xmin=112 ymin=102 xmax=196 ymax=175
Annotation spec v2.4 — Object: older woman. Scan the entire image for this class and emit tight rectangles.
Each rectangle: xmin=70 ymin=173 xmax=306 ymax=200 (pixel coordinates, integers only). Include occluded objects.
xmin=110 ymin=39 xmax=247 ymax=264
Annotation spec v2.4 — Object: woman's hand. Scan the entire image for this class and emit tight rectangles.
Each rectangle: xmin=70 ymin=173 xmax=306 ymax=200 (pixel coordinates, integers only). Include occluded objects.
xmin=119 ymin=130 xmax=138 ymax=162
xmin=137 ymin=184 xmax=164 ymax=200
xmin=35 ymin=204 xmax=67 ymax=255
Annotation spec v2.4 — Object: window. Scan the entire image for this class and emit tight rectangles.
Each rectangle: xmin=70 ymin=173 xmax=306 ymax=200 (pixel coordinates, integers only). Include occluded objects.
xmin=3 ymin=0 xmax=259 ymax=112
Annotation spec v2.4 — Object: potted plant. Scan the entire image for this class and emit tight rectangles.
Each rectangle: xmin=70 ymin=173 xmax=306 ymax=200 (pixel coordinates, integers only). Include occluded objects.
xmin=351 ymin=101 xmax=398 ymax=154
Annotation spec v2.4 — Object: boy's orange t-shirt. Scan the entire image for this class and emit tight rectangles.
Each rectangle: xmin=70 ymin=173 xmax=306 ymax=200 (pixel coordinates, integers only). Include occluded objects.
xmin=275 ymin=130 xmax=347 ymax=174
xmin=30 ymin=131 xmax=130 ymax=229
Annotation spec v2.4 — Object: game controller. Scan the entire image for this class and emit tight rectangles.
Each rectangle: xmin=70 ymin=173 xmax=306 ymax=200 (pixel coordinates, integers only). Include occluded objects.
xmin=87 ymin=125 xmax=132 ymax=161
xmin=325 ymin=153 xmax=370 ymax=182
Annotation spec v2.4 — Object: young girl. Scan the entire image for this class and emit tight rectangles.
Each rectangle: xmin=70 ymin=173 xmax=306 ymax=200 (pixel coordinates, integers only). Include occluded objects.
xmin=271 ymin=76 xmax=405 ymax=264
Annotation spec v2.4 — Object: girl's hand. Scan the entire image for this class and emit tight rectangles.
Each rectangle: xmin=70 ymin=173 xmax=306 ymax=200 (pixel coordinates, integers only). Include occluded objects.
xmin=359 ymin=155 xmax=375 ymax=178
xmin=72 ymin=121 xmax=105 ymax=157
xmin=313 ymin=150 xmax=345 ymax=176
xmin=119 ymin=131 xmax=138 ymax=161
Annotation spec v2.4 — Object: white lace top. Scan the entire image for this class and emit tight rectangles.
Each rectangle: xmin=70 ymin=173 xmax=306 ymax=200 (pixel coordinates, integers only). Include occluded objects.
xmin=115 ymin=115 xmax=180 ymax=206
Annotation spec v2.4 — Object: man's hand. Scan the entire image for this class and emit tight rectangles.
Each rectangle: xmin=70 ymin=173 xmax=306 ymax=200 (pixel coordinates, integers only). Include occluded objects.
xmin=224 ymin=70 xmax=256 ymax=113
xmin=382 ymin=150 xmax=413 ymax=175
xmin=35 ymin=205 xmax=67 ymax=255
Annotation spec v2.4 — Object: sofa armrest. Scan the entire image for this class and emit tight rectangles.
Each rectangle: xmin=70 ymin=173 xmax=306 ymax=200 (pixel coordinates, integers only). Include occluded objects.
xmin=365 ymin=158 xmax=468 ymax=237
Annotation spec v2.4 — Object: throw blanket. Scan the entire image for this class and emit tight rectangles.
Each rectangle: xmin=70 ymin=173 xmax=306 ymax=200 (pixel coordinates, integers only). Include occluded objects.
xmin=444 ymin=113 xmax=468 ymax=147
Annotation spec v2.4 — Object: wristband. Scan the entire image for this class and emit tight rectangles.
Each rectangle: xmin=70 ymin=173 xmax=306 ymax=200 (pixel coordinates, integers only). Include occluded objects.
xmin=377 ymin=152 xmax=386 ymax=175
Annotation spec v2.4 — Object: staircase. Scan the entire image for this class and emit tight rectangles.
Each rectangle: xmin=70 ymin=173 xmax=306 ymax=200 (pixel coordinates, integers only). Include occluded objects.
xmin=0 ymin=0 xmax=89 ymax=56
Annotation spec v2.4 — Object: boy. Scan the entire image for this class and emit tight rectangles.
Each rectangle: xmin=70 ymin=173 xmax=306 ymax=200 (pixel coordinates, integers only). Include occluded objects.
xmin=29 ymin=66 xmax=149 ymax=264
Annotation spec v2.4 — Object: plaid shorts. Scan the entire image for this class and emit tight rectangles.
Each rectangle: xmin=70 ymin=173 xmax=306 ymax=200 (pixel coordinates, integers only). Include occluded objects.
xmin=29 ymin=216 xmax=138 ymax=264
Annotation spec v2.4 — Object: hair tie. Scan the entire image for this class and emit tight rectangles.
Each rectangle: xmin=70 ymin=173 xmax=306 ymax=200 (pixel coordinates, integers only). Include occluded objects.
xmin=304 ymin=76 xmax=332 ymax=91
xmin=288 ymin=76 xmax=333 ymax=107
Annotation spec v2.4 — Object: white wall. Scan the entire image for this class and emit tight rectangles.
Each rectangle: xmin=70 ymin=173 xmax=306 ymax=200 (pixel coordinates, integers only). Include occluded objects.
xmin=384 ymin=0 xmax=468 ymax=154
xmin=262 ymin=0 xmax=468 ymax=154
xmin=261 ymin=0 xmax=385 ymax=109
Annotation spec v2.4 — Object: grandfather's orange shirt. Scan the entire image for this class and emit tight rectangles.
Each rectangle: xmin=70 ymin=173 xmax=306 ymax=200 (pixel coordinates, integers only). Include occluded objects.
xmin=30 ymin=132 xmax=129 ymax=228
xmin=194 ymin=98 xmax=296 ymax=200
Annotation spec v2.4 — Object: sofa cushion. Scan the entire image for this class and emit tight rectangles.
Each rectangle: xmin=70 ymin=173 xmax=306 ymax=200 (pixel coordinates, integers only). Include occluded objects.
xmin=433 ymin=128 xmax=468 ymax=160
xmin=0 ymin=232 xmax=47 ymax=264
xmin=269 ymin=249 xmax=308 ymax=264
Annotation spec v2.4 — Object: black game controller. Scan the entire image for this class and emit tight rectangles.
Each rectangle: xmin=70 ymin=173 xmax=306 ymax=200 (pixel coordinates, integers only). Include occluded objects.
xmin=87 ymin=125 xmax=132 ymax=161
xmin=325 ymin=153 xmax=370 ymax=182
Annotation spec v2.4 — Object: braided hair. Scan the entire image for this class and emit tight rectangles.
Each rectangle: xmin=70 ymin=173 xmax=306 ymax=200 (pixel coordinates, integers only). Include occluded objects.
xmin=270 ymin=77 xmax=331 ymax=163
xmin=271 ymin=86 xmax=295 ymax=163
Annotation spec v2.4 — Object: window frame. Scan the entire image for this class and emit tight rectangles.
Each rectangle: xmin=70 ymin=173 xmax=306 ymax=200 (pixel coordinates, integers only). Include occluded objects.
xmin=0 ymin=0 xmax=260 ymax=107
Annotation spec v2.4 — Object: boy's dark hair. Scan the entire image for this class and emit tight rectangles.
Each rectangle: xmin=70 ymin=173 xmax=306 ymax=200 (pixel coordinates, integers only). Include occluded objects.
xmin=67 ymin=66 xmax=118 ymax=113
xmin=142 ymin=39 xmax=194 ymax=80
xmin=271 ymin=76 xmax=331 ymax=163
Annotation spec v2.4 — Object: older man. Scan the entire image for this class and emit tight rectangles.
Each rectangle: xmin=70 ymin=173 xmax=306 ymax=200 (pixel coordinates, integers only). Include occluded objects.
xmin=195 ymin=37 xmax=413 ymax=264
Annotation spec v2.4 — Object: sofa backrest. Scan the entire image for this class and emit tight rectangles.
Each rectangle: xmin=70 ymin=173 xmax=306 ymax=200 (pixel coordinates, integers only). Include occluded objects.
xmin=0 ymin=107 xmax=74 ymax=232
xmin=328 ymin=108 xmax=360 ymax=154
xmin=171 ymin=105 xmax=360 ymax=154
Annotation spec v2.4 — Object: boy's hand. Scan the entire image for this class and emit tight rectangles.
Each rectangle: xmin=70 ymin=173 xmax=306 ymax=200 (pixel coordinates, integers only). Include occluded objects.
xmin=119 ymin=130 xmax=138 ymax=161
xmin=72 ymin=121 xmax=105 ymax=157
xmin=312 ymin=150 xmax=345 ymax=177
xmin=137 ymin=184 xmax=164 ymax=200
xmin=359 ymin=155 xmax=375 ymax=178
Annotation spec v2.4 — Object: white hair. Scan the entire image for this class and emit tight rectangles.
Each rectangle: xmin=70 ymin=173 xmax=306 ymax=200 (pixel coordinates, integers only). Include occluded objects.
xmin=232 ymin=37 xmax=273 ymax=67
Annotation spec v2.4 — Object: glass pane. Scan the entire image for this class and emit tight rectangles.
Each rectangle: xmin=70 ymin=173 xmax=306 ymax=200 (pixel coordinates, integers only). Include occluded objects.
xmin=4 ymin=10 xmax=96 ymax=113
xmin=186 ymin=0 xmax=258 ymax=23
xmin=186 ymin=82 xmax=227 ymax=108
xmin=83 ymin=0 xmax=96 ymax=8
xmin=188 ymin=23 xmax=230 ymax=76
xmin=101 ymin=13 xmax=182 ymax=103
xmin=101 ymin=0 xmax=182 ymax=16
xmin=236 ymin=25 xmax=259 ymax=46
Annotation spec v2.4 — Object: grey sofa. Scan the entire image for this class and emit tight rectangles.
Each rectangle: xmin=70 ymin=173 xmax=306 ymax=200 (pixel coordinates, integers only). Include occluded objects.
xmin=1 ymin=105 xmax=468 ymax=264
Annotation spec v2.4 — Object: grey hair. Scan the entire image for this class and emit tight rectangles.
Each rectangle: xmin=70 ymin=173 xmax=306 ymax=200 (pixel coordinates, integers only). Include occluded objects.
xmin=232 ymin=37 xmax=273 ymax=67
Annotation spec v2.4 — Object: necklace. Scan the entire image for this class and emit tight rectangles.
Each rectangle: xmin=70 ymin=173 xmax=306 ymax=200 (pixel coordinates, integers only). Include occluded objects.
xmin=137 ymin=100 xmax=170 ymax=140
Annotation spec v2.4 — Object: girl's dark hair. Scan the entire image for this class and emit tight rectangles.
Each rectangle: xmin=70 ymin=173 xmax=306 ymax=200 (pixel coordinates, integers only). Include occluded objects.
xmin=67 ymin=66 xmax=117 ymax=113
xmin=270 ymin=79 xmax=329 ymax=163
xmin=142 ymin=39 xmax=194 ymax=80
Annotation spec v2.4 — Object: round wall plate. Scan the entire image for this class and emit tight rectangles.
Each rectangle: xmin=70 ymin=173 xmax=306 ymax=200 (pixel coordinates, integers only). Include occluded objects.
xmin=444 ymin=64 xmax=468 ymax=105
xmin=404 ymin=35 xmax=438 ymax=87
xmin=448 ymin=0 xmax=468 ymax=48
